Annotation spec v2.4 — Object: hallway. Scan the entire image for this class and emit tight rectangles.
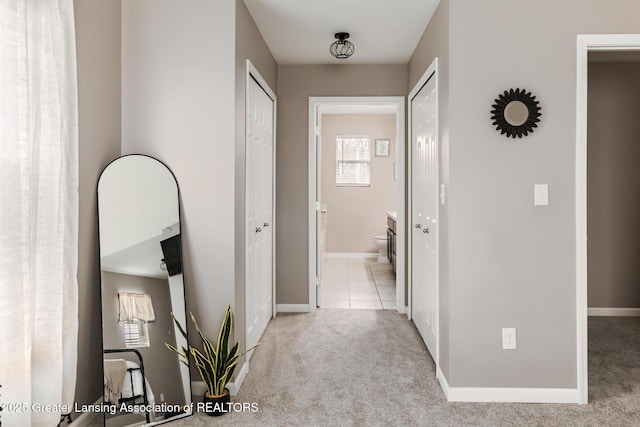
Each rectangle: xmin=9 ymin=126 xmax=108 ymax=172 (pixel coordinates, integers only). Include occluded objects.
xmin=172 ymin=314 xmax=640 ymax=426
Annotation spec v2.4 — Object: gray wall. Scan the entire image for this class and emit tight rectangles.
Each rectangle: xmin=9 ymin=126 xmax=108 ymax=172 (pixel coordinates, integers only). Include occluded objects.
xmin=276 ymin=64 xmax=408 ymax=304
xmin=74 ymin=0 xmax=640 ymax=400
xmin=235 ymin=0 xmax=277 ymax=367
xmin=121 ymin=0 xmax=237 ymax=359
xmin=407 ymin=0 xmax=450 ymax=377
xmin=445 ymin=0 xmax=640 ymax=388
xmin=321 ymin=114 xmax=397 ymax=253
xmin=587 ymin=61 xmax=640 ymax=309
xmin=121 ymin=0 xmax=277 ymax=379
xmin=74 ymin=0 xmax=122 ymax=406
xmin=101 ymin=272 xmax=184 ymax=406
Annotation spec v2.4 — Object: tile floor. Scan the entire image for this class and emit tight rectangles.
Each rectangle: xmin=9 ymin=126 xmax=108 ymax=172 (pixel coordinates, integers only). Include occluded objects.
xmin=320 ymin=256 xmax=396 ymax=310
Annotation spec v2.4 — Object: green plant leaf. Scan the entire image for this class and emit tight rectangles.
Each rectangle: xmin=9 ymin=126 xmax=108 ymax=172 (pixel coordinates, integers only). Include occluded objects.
xmin=191 ymin=312 xmax=217 ymax=360
xmin=165 ymin=342 xmax=189 ymax=366
xmin=172 ymin=305 xmax=259 ymax=396
xmin=191 ymin=347 xmax=215 ymax=395
xmin=224 ymin=342 xmax=239 ymax=366
xmin=170 ymin=312 xmax=188 ymax=339
xmin=216 ymin=306 xmax=233 ymax=372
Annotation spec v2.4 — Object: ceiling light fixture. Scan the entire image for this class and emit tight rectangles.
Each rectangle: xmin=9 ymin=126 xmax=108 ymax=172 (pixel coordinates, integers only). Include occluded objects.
xmin=330 ymin=32 xmax=355 ymax=59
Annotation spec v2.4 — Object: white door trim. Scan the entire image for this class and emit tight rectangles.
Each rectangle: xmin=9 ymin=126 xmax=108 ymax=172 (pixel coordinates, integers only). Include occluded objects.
xmin=408 ymin=58 xmax=440 ymax=366
xmin=245 ymin=60 xmax=277 ymax=345
xmin=308 ymin=96 xmax=406 ymax=312
xmin=576 ymin=34 xmax=640 ymax=405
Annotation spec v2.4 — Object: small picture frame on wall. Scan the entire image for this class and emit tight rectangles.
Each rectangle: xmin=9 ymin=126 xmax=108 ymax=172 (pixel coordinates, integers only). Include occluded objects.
xmin=375 ymin=139 xmax=390 ymax=157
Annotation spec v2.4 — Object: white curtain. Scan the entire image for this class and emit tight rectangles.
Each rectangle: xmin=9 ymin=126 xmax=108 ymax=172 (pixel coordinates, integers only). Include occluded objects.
xmin=119 ymin=293 xmax=156 ymax=322
xmin=0 ymin=1 xmax=79 ymax=426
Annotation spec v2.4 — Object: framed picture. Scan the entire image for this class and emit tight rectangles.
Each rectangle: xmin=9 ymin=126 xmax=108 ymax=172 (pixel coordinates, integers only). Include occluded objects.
xmin=375 ymin=139 xmax=390 ymax=157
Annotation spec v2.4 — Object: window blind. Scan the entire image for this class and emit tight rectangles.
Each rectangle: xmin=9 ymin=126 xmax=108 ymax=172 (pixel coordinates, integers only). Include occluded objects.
xmin=336 ymin=136 xmax=371 ymax=186
xmin=123 ymin=321 xmax=150 ymax=348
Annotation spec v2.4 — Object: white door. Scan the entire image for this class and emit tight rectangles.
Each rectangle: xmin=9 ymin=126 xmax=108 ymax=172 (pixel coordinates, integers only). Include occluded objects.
xmin=246 ymin=74 xmax=274 ymax=356
xmin=411 ymin=71 xmax=438 ymax=363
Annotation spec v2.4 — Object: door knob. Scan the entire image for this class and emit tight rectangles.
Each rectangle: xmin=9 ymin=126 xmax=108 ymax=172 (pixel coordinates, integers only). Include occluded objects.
xmin=255 ymin=227 xmax=262 ymax=233
xmin=263 ymin=222 xmax=269 ymax=228
xmin=415 ymin=224 xmax=421 ymax=229
xmin=423 ymin=228 xmax=430 ymax=234
xmin=321 ymin=209 xmax=327 ymax=214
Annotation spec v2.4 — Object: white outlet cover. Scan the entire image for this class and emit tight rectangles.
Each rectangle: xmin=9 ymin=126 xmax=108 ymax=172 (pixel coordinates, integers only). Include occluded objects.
xmin=502 ymin=327 xmax=517 ymax=350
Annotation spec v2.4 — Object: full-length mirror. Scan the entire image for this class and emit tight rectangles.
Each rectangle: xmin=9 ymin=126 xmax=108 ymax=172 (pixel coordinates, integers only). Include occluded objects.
xmin=98 ymin=155 xmax=191 ymax=426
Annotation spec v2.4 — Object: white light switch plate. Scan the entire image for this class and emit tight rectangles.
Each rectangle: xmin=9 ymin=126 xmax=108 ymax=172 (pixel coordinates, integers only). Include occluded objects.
xmin=534 ymin=184 xmax=549 ymax=206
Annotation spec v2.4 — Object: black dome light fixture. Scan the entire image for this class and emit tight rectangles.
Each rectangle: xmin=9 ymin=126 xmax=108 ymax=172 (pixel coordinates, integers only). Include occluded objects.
xmin=330 ymin=32 xmax=355 ymax=59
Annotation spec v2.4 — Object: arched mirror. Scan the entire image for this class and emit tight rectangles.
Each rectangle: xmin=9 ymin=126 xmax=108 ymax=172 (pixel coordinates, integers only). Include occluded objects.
xmin=98 ymin=155 xmax=191 ymax=426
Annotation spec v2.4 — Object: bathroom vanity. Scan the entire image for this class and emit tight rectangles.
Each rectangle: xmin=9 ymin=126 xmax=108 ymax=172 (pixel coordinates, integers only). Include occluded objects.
xmin=387 ymin=211 xmax=397 ymax=274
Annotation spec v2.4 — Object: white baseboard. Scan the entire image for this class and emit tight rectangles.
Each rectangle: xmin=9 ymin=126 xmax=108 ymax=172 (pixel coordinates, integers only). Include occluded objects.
xmin=326 ymin=252 xmax=377 ymax=258
xmin=436 ymin=367 xmax=578 ymax=403
xmin=192 ymin=361 xmax=249 ymax=397
xmin=396 ymin=305 xmax=407 ymax=314
xmin=69 ymin=398 xmax=102 ymax=427
xmin=276 ymin=304 xmax=310 ymax=313
xmin=588 ymin=307 xmax=640 ymax=317
xmin=436 ymin=366 xmax=450 ymax=400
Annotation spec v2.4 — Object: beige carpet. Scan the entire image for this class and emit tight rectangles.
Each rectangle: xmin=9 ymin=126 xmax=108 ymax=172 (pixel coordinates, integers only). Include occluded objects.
xmin=160 ymin=313 xmax=640 ymax=426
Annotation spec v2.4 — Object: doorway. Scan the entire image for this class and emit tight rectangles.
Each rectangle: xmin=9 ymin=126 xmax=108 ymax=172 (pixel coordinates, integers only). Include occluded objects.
xmin=308 ymin=97 xmax=406 ymax=313
xmin=319 ymin=114 xmax=398 ymax=309
xmin=576 ymin=34 xmax=640 ymax=404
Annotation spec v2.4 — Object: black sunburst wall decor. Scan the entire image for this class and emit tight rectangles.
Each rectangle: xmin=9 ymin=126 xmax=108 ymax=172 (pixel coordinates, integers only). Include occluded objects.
xmin=490 ymin=88 xmax=542 ymax=139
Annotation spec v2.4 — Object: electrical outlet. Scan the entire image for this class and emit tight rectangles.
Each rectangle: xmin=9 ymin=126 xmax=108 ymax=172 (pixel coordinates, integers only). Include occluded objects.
xmin=502 ymin=328 xmax=517 ymax=350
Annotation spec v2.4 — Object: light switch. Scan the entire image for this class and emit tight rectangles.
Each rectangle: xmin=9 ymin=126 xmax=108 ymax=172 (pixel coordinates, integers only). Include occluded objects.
xmin=534 ymin=184 xmax=549 ymax=206
xmin=440 ymin=184 xmax=446 ymax=205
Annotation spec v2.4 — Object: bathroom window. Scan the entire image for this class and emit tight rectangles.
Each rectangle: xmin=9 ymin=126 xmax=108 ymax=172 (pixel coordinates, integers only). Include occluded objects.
xmin=336 ymin=136 xmax=371 ymax=186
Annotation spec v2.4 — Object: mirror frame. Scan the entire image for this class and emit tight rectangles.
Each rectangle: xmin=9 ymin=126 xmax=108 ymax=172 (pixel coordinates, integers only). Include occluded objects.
xmin=97 ymin=154 xmax=192 ymax=426
xmin=490 ymin=88 xmax=542 ymax=139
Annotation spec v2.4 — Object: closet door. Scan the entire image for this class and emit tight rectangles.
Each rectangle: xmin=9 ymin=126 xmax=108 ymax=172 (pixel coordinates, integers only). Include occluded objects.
xmin=246 ymin=74 xmax=275 ymax=357
xmin=411 ymin=71 xmax=438 ymax=363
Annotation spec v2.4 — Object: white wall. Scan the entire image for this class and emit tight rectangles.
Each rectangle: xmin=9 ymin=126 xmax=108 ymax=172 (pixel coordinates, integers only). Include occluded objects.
xmin=121 ymin=0 xmax=236 ymax=342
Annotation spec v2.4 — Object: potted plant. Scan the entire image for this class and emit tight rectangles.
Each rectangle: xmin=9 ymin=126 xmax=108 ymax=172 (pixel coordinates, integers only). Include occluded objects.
xmin=166 ymin=304 xmax=257 ymax=416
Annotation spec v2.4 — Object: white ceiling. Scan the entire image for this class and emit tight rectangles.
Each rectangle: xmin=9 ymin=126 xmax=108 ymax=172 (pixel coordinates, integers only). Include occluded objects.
xmin=101 ymin=233 xmax=166 ymax=279
xmin=243 ymin=0 xmax=441 ymax=64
